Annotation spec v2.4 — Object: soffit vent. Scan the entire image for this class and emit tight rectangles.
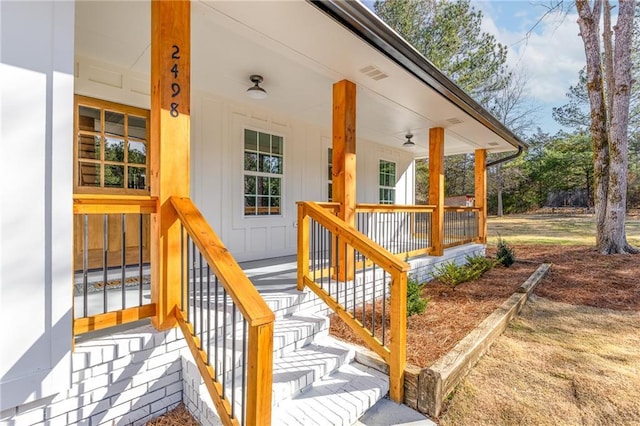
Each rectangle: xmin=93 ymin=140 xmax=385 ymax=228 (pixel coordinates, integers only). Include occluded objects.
xmin=359 ymin=65 xmax=389 ymax=81
xmin=446 ymin=117 xmax=463 ymax=125
xmin=488 ymin=142 xmax=500 ymax=146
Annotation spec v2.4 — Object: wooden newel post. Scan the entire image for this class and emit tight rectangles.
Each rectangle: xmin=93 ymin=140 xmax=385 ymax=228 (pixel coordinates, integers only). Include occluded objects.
xmin=475 ymin=149 xmax=487 ymax=243
xmin=389 ymin=271 xmax=407 ymax=403
xmin=150 ymin=0 xmax=191 ymax=330
xmin=429 ymin=127 xmax=445 ymax=256
xmin=332 ymin=80 xmax=357 ymax=281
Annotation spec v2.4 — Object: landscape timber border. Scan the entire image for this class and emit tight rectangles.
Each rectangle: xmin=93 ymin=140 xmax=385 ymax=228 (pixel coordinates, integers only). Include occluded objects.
xmin=354 ymin=263 xmax=552 ymax=418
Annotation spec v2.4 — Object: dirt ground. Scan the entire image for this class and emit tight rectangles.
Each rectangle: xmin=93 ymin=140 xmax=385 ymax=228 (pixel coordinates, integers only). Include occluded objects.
xmin=440 ymin=296 xmax=640 ymax=425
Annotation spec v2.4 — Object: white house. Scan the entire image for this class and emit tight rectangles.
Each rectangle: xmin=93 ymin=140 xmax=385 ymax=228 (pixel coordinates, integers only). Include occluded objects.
xmin=0 ymin=1 xmax=525 ymax=425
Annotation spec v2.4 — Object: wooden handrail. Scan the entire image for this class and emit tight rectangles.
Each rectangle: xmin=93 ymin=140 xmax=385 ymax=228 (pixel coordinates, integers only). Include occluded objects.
xmin=170 ymin=196 xmax=274 ymax=327
xmin=298 ymin=201 xmax=408 ymax=403
xmin=356 ymin=203 xmax=436 ymax=213
xmin=171 ymin=196 xmax=274 ymax=426
xmin=303 ymin=202 xmax=409 ymax=274
xmin=444 ymin=206 xmax=481 ymax=212
xmin=73 ymin=195 xmax=158 ymax=214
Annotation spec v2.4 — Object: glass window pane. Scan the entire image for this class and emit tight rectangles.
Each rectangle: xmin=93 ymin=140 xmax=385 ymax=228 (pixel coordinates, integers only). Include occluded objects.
xmin=259 ymin=132 xmax=270 ymax=153
xmin=104 ymin=164 xmax=124 ymax=188
xmin=79 ymin=162 xmax=100 ymax=187
xmin=244 ymin=152 xmax=257 ymax=171
xmin=271 ymin=156 xmax=283 ymax=174
xmin=128 ymin=141 xmax=146 ymax=164
xmin=128 ymin=115 xmax=147 ymax=139
xmin=259 ymin=154 xmax=269 ymax=173
xmin=128 ymin=166 xmax=146 ymax=190
xmin=105 ymin=137 xmax=125 ymax=162
xmin=270 ymin=197 xmax=280 ymax=215
xmin=79 ymin=106 xmax=100 ymax=132
xmin=104 ymin=111 xmax=125 ymax=137
xmin=257 ymin=197 xmax=269 ymax=215
xmin=328 ymin=183 xmax=332 ymax=202
xmin=244 ymin=196 xmax=256 ymax=215
xmin=78 ymin=135 xmax=101 ymax=160
xmin=270 ymin=178 xmax=281 ymax=196
xmin=244 ymin=175 xmax=256 ymax=195
xmin=272 ymin=136 xmax=283 ymax=155
xmin=245 ymin=129 xmax=257 ymax=151
xmin=258 ymin=177 xmax=269 ymax=195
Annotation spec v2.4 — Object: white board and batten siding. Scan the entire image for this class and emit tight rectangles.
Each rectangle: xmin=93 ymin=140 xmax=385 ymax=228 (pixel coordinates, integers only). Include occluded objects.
xmin=0 ymin=1 xmax=75 ymax=411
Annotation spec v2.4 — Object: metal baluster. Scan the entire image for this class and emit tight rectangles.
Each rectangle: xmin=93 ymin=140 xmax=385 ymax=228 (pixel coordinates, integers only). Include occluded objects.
xmin=207 ymin=265 xmax=211 ymax=366
xmin=222 ymin=288 xmax=227 ymax=397
xmin=199 ymin=252 xmax=204 ymax=351
xmin=186 ymin=235 xmax=191 ymax=323
xmin=192 ymin=241 xmax=197 ymax=334
xmin=372 ymin=264 xmax=376 ymax=334
xmin=312 ymin=219 xmax=316 ymax=283
xmin=382 ymin=270 xmax=387 ymax=346
xmin=241 ymin=319 xmax=247 ymax=426
xmin=232 ymin=304 xmax=237 ymax=419
xmin=181 ymin=225 xmax=185 ymax=311
xmin=214 ymin=276 xmax=219 ymax=382
xmin=139 ymin=214 xmax=143 ymax=306
xmin=103 ymin=214 xmax=108 ymax=313
xmin=83 ymin=214 xmax=89 ymax=317
xmin=121 ymin=214 xmax=126 ymax=310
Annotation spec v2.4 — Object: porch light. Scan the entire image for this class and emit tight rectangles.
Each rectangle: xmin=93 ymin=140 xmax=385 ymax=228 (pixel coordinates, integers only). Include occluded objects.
xmin=246 ymin=75 xmax=267 ymax=99
xmin=403 ymin=132 xmax=415 ymax=147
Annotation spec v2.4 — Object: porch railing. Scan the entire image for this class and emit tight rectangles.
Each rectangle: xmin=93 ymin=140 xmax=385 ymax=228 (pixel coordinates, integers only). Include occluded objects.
xmin=297 ymin=201 xmax=409 ymax=403
xmin=355 ymin=204 xmax=435 ymax=259
xmin=443 ymin=206 xmax=481 ymax=248
xmin=73 ymin=196 xmax=157 ymax=334
xmin=171 ymin=196 xmax=274 ymax=426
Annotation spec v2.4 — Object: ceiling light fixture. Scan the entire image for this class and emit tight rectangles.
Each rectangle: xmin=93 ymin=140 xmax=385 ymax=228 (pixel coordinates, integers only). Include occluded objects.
xmin=403 ymin=132 xmax=415 ymax=147
xmin=246 ymin=74 xmax=267 ymax=100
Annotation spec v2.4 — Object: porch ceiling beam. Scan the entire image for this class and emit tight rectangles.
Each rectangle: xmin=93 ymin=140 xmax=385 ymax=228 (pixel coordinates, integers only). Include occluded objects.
xmin=475 ymin=149 xmax=487 ymax=243
xmin=429 ymin=127 xmax=445 ymax=256
xmin=150 ymin=0 xmax=191 ymax=330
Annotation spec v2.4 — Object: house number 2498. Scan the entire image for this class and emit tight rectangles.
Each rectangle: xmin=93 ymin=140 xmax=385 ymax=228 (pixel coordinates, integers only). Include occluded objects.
xmin=170 ymin=45 xmax=181 ymax=118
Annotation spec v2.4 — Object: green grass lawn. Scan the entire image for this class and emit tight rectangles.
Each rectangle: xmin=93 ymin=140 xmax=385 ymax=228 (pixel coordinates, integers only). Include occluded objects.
xmin=487 ymin=213 xmax=640 ymax=246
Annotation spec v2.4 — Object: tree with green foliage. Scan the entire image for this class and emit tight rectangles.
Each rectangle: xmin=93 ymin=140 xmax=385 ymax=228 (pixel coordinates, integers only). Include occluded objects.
xmin=374 ymin=0 xmax=511 ymax=104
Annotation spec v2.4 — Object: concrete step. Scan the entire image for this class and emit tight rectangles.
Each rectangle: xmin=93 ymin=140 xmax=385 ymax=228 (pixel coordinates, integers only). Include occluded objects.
xmin=272 ymin=336 xmax=354 ymax=406
xmin=272 ymin=361 xmax=389 ymax=426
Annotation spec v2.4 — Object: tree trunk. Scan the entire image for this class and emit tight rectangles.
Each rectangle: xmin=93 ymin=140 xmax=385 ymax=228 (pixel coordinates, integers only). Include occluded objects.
xmin=576 ymin=0 xmax=610 ymax=250
xmin=602 ymin=0 xmax=638 ymax=253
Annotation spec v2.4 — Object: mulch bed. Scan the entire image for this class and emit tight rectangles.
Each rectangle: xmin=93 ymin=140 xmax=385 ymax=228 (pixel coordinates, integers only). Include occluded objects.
xmin=331 ymin=244 xmax=640 ymax=368
xmin=146 ymin=404 xmax=199 ymax=426
xmin=503 ymin=244 xmax=640 ymax=311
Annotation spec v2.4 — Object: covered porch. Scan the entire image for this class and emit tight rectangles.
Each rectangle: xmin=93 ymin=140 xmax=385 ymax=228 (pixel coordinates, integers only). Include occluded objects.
xmin=67 ymin=1 xmax=522 ymax=424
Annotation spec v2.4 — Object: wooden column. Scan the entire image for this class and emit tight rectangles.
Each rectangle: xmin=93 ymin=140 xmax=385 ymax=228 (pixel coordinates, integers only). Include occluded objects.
xmin=475 ymin=149 xmax=487 ymax=243
xmin=429 ymin=128 xmax=445 ymax=256
xmin=332 ymin=80 xmax=356 ymax=280
xmin=150 ymin=0 xmax=191 ymax=330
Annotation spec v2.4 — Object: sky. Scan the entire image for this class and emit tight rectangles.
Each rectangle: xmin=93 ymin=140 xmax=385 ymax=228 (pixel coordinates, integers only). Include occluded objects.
xmin=471 ymin=0 xmax=586 ymax=136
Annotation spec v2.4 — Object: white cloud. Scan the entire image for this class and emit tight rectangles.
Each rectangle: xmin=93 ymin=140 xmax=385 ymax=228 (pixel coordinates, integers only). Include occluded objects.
xmin=477 ymin=4 xmax=585 ymax=104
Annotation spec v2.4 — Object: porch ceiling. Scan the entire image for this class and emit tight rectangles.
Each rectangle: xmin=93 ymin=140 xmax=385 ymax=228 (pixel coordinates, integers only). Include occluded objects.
xmin=75 ymin=0 xmax=519 ymax=157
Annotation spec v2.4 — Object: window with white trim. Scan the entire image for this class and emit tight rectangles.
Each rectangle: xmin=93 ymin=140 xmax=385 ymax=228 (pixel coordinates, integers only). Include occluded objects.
xmin=379 ymin=160 xmax=396 ymax=204
xmin=243 ymin=129 xmax=283 ymax=216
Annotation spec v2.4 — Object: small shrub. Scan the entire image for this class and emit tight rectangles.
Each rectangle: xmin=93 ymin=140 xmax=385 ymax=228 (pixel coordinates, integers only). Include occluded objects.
xmin=434 ymin=254 xmax=499 ymax=288
xmin=433 ymin=261 xmax=476 ymax=288
xmin=407 ymin=276 xmax=429 ymax=316
xmin=496 ymin=237 xmax=516 ymax=267
xmin=465 ymin=254 xmax=499 ymax=275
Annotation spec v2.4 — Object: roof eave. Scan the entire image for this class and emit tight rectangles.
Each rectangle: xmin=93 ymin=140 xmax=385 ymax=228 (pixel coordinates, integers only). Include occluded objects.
xmin=308 ymin=0 xmax=528 ymax=152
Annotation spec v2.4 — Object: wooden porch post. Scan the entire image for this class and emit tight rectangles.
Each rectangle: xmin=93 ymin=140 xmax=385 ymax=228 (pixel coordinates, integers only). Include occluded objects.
xmin=150 ymin=0 xmax=191 ymax=330
xmin=429 ymin=127 xmax=445 ymax=256
xmin=475 ymin=149 xmax=487 ymax=243
xmin=332 ymin=80 xmax=356 ymax=280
